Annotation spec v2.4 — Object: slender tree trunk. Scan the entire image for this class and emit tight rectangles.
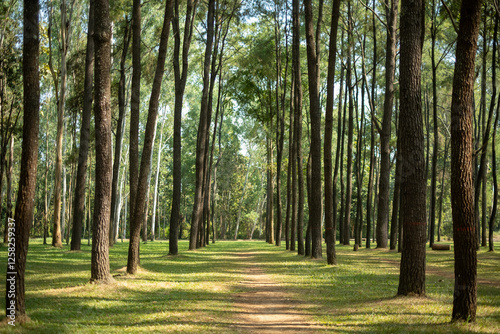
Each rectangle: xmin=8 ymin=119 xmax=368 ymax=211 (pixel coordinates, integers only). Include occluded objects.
xmin=303 ymin=0 xmax=323 ymax=259
xmin=4 ymin=136 xmax=14 ymax=245
xmin=489 ymin=15 xmax=499 ymax=252
xmin=151 ymin=123 xmax=164 ymax=241
xmin=71 ymin=0 xmax=94 ymax=250
xmin=325 ymin=0 xmax=341 ymax=265
xmin=5 ymin=0 xmax=39 ymax=320
xmin=450 ymin=0 xmax=482 ymax=322
xmin=376 ymin=0 xmax=398 ymax=249
xmin=293 ymin=0 xmax=304 ymax=255
xmin=290 ymin=74 xmax=296 ymax=251
xmin=129 ymin=0 xmax=142 ymax=236
xmin=127 ymin=0 xmax=174 ymax=274
xmin=234 ymin=158 xmax=251 ymax=239
xmin=343 ymin=1 xmax=353 ymax=247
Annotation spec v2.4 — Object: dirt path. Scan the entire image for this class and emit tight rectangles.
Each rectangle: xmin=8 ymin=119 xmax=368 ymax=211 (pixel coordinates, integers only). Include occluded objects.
xmin=231 ymin=252 xmax=325 ymax=333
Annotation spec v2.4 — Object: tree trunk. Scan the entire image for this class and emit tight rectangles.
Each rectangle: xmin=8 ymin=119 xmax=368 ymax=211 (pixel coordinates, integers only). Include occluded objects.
xmin=5 ymin=0 xmax=39 ymax=320
xmin=189 ymin=0 xmax=215 ymax=250
xmin=293 ymin=0 xmax=304 ymax=255
xmin=397 ymin=0 xmax=426 ymax=297
xmin=376 ymin=0 xmax=398 ymax=249
xmin=303 ymin=0 xmax=323 ymax=259
xmin=343 ymin=1 xmax=353 ymax=247
xmin=110 ymin=18 xmax=131 ymax=247
xmin=489 ymin=15 xmax=499 ymax=252
xmin=129 ymin=0 xmax=142 ymax=236
xmin=324 ymin=0 xmax=341 ymax=265
xmin=127 ymin=0 xmax=174 ymax=274
xmin=91 ymin=0 xmax=113 ymax=283
xmin=151 ymin=123 xmax=164 ymax=241
xmin=450 ymin=0 xmax=482 ymax=322
xmin=71 ymin=0 xmax=94 ymax=250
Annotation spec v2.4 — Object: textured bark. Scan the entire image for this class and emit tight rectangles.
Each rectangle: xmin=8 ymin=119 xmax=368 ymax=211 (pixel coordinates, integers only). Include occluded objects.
xmin=293 ymin=0 xmax=304 ymax=255
xmin=189 ymin=0 xmax=215 ymax=250
xmin=343 ymin=1 xmax=353 ymax=246
xmin=303 ymin=0 xmax=322 ymax=259
xmin=127 ymin=0 xmax=174 ymax=274
xmin=71 ymin=0 xmax=94 ymax=251
xmin=129 ymin=0 xmax=142 ymax=231
xmin=376 ymin=0 xmax=398 ymax=249
xmin=91 ymin=0 xmax=113 ymax=283
xmin=5 ymin=0 xmax=39 ymax=320
xmin=450 ymin=0 xmax=482 ymax=322
xmin=397 ymin=0 xmax=426 ymax=297
xmin=324 ymin=0 xmax=341 ymax=265
xmin=429 ymin=0 xmax=439 ymax=248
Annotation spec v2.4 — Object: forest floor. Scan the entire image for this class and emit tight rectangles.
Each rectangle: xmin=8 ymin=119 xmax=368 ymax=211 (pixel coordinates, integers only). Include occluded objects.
xmin=0 ymin=239 xmax=499 ymax=333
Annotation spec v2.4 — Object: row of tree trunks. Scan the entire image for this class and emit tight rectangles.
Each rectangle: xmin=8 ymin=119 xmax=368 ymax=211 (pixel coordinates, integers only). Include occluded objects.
xmin=189 ymin=0 xmax=215 ymax=250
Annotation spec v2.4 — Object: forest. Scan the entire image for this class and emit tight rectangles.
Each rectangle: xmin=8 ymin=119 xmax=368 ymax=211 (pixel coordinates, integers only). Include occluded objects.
xmin=1 ymin=0 xmax=500 ymax=331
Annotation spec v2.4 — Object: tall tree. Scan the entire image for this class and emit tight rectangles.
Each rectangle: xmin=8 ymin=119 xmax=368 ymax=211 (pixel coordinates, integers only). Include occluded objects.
xmin=129 ymin=0 xmax=142 ymax=237
xmin=169 ymin=0 xmax=198 ymax=255
xmin=450 ymin=0 xmax=482 ymax=322
xmin=5 ymin=0 xmax=39 ymax=321
xmin=189 ymin=0 xmax=215 ymax=250
xmin=71 ymin=0 xmax=94 ymax=251
xmin=376 ymin=0 xmax=398 ymax=249
xmin=127 ymin=0 xmax=174 ymax=274
xmin=324 ymin=0 xmax=341 ymax=265
xmin=397 ymin=0 xmax=427 ymax=296
xmin=91 ymin=0 xmax=113 ymax=283
xmin=303 ymin=0 xmax=323 ymax=259
xmin=292 ymin=0 xmax=304 ymax=255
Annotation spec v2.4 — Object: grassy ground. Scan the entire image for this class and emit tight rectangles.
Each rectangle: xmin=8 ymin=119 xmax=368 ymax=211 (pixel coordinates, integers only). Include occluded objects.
xmin=0 ymin=239 xmax=498 ymax=333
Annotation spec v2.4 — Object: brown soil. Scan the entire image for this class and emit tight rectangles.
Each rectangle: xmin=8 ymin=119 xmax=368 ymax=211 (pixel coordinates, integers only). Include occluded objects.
xmin=231 ymin=252 xmax=325 ymax=333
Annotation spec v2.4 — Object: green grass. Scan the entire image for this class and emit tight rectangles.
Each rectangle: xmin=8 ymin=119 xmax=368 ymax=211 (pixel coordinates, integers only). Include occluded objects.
xmin=0 ymin=239 xmax=498 ymax=333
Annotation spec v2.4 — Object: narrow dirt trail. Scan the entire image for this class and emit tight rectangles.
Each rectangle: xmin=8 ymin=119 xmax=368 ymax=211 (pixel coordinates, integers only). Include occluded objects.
xmin=231 ymin=252 xmax=325 ymax=333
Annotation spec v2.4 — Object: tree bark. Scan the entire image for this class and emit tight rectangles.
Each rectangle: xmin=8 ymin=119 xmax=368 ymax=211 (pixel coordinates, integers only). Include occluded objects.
xmin=91 ymin=0 xmax=113 ymax=283
xmin=303 ymin=0 xmax=322 ymax=259
xmin=450 ymin=0 xmax=482 ymax=322
xmin=5 ymin=0 xmax=39 ymax=320
xmin=397 ymin=0 xmax=426 ymax=297
xmin=293 ymin=0 xmax=304 ymax=255
xmin=324 ymin=0 xmax=341 ymax=265
xmin=129 ymin=0 xmax=142 ymax=235
xmin=127 ymin=0 xmax=174 ymax=274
